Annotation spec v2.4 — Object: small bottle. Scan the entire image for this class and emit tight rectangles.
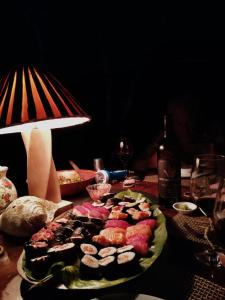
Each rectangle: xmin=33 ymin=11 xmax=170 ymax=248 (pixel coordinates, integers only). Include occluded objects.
xmin=157 ymin=114 xmax=181 ymax=206
xmin=95 ymin=169 xmax=129 ymax=183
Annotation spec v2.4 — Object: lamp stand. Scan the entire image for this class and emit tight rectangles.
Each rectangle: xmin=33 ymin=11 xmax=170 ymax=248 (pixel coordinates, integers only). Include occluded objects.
xmin=22 ymin=128 xmax=61 ymax=203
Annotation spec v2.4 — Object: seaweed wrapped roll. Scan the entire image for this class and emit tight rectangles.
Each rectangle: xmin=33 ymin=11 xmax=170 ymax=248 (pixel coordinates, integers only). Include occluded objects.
xmin=80 ymin=254 xmax=100 ymax=279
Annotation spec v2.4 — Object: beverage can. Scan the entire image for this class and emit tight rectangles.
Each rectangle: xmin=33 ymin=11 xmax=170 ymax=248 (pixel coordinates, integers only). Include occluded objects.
xmin=95 ymin=169 xmax=128 ymax=183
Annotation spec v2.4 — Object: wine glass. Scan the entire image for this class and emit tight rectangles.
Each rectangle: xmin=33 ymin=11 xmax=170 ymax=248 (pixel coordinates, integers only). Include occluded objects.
xmin=114 ymin=136 xmax=133 ymax=171
xmin=190 ymin=154 xmax=225 ymax=276
xmin=212 ymin=179 xmax=225 ymax=265
xmin=190 ymin=154 xmax=225 ymax=217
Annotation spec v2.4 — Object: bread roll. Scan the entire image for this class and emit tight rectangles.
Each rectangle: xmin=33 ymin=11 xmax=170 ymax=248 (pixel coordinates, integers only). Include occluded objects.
xmin=0 ymin=196 xmax=57 ymax=237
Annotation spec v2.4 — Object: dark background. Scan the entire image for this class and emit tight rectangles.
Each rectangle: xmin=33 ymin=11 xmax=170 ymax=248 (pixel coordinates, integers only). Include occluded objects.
xmin=1 ymin=3 xmax=225 ymax=195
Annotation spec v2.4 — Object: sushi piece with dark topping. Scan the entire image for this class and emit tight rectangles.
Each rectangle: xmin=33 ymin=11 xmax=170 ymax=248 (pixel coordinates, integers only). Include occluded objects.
xmin=47 ymin=242 xmax=76 ymax=264
xmin=80 ymin=243 xmax=98 ymax=256
xmin=98 ymin=246 xmax=117 ymax=258
xmin=30 ymin=255 xmax=51 ymax=279
xmin=24 ymin=241 xmax=48 ymax=261
xmin=99 ymin=255 xmax=116 ymax=279
xmin=117 ymin=245 xmax=134 ymax=254
xmin=117 ymin=251 xmax=140 ymax=276
xmin=80 ymin=254 xmax=100 ymax=279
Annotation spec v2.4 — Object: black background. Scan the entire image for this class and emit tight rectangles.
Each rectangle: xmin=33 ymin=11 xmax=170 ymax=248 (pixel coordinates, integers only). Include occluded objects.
xmin=1 ymin=3 xmax=225 ymax=195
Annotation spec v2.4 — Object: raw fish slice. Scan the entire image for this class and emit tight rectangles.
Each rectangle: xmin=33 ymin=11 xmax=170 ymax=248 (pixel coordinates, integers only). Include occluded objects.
xmin=32 ymin=228 xmax=55 ymax=242
xmin=93 ymin=227 xmax=126 ymax=246
xmin=88 ymin=209 xmax=103 ymax=219
xmin=126 ymin=224 xmax=152 ymax=239
xmin=126 ymin=235 xmax=149 ymax=256
xmin=108 ymin=211 xmax=128 ymax=220
xmin=82 ymin=202 xmax=109 ymax=219
xmin=82 ymin=202 xmax=94 ymax=212
xmin=94 ymin=206 xmax=110 ymax=217
xmin=132 ymin=210 xmax=151 ymax=220
xmin=105 ymin=220 xmax=129 ymax=229
xmin=111 ymin=205 xmax=124 ymax=212
xmin=92 ymin=235 xmax=111 ymax=247
xmin=46 ymin=222 xmax=62 ymax=232
xmin=137 ymin=219 xmax=156 ymax=230
xmin=72 ymin=205 xmax=89 ymax=216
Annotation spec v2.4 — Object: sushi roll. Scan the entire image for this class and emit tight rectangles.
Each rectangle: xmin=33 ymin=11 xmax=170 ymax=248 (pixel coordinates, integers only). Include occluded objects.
xmin=99 ymin=255 xmax=116 ymax=279
xmin=80 ymin=254 xmax=100 ymax=279
xmin=101 ymin=192 xmax=116 ymax=203
xmin=117 ymin=245 xmax=134 ymax=254
xmin=117 ymin=251 xmax=140 ymax=276
xmin=67 ymin=219 xmax=83 ymax=229
xmin=47 ymin=242 xmax=76 ymax=264
xmin=30 ymin=255 xmax=51 ymax=279
xmin=89 ymin=218 xmax=104 ymax=227
xmin=98 ymin=247 xmax=117 ymax=258
xmin=123 ymin=195 xmax=136 ymax=203
xmin=74 ymin=216 xmax=89 ymax=222
xmin=83 ymin=221 xmax=101 ymax=235
xmin=69 ymin=227 xmax=85 ymax=244
xmin=24 ymin=241 xmax=48 ymax=261
xmin=80 ymin=243 xmax=98 ymax=256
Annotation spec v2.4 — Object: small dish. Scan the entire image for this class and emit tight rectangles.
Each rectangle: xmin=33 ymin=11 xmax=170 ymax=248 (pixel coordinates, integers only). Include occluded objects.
xmin=86 ymin=183 xmax=112 ymax=202
xmin=172 ymin=201 xmax=197 ymax=214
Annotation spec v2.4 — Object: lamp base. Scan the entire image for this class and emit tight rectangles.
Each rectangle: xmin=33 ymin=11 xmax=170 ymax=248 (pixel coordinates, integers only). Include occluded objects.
xmin=22 ymin=128 xmax=61 ymax=203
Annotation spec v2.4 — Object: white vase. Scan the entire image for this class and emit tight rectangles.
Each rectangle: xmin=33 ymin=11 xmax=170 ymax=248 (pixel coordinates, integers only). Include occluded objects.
xmin=0 ymin=166 xmax=17 ymax=213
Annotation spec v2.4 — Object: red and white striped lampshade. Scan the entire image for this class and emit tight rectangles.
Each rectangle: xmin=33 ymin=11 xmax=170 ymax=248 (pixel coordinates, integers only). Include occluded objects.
xmin=0 ymin=65 xmax=90 ymax=133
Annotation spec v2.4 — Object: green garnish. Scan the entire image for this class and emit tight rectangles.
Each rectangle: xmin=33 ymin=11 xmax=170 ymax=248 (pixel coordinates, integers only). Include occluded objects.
xmin=177 ymin=204 xmax=190 ymax=210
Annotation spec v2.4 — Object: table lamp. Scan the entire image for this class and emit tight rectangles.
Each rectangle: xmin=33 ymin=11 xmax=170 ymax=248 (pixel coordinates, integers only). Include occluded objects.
xmin=0 ymin=65 xmax=90 ymax=203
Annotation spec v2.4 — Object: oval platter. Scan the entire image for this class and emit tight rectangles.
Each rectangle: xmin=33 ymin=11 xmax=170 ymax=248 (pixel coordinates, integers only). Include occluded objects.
xmin=17 ymin=189 xmax=167 ymax=290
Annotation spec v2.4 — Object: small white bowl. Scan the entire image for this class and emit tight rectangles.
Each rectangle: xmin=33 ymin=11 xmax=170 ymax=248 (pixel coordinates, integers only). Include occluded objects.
xmin=172 ymin=201 xmax=197 ymax=214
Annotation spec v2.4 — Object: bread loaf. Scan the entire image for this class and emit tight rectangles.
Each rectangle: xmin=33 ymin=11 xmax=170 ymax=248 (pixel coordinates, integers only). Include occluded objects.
xmin=0 ymin=196 xmax=57 ymax=237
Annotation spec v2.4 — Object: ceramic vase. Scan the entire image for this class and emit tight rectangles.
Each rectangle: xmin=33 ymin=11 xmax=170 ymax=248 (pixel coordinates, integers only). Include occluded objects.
xmin=0 ymin=166 xmax=17 ymax=213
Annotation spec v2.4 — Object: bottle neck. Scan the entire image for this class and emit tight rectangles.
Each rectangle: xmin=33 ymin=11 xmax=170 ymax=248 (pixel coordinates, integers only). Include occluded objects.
xmin=163 ymin=114 xmax=173 ymax=140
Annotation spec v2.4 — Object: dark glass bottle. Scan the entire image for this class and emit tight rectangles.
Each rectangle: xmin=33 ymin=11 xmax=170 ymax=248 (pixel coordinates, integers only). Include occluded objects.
xmin=157 ymin=114 xmax=181 ymax=206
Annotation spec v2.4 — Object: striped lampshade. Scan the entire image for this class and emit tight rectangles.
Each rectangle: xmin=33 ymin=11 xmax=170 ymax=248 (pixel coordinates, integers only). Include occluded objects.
xmin=0 ymin=65 xmax=90 ymax=134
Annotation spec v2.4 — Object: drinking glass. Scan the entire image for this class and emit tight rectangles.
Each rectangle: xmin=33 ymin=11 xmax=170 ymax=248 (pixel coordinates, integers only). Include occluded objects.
xmin=114 ymin=136 xmax=133 ymax=171
xmin=190 ymin=154 xmax=225 ymax=217
xmin=213 ymin=180 xmax=225 ymax=257
xmin=190 ymin=154 xmax=225 ymax=276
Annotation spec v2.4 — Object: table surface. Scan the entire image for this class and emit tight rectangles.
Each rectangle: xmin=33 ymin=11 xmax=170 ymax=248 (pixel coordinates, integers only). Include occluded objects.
xmin=0 ymin=178 xmax=225 ymax=300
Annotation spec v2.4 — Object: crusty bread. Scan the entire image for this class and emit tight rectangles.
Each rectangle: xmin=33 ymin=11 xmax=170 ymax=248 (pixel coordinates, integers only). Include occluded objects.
xmin=0 ymin=196 xmax=57 ymax=237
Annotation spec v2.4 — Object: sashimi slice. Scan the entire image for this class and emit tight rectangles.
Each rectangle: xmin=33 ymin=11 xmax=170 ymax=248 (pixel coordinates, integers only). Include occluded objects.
xmin=93 ymin=227 xmax=126 ymax=246
xmin=126 ymin=235 xmax=149 ymax=256
xmin=105 ymin=220 xmax=129 ymax=229
xmin=126 ymin=224 xmax=152 ymax=239
xmin=108 ymin=211 xmax=128 ymax=219
xmin=88 ymin=209 xmax=104 ymax=219
xmin=95 ymin=206 xmax=110 ymax=217
xmin=138 ymin=219 xmax=156 ymax=230
xmin=72 ymin=205 xmax=89 ymax=216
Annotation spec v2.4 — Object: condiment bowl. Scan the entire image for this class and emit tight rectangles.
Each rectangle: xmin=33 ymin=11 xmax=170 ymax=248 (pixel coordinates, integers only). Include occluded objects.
xmin=86 ymin=183 xmax=112 ymax=202
xmin=172 ymin=201 xmax=197 ymax=214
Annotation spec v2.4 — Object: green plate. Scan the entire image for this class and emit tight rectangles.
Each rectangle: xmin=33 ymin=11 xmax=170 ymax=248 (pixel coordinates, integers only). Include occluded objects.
xmin=20 ymin=190 xmax=167 ymax=289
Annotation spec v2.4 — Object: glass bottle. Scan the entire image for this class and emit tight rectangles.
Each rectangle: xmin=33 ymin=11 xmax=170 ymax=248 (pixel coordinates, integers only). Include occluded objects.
xmin=157 ymin=114 xmax=181 ymax=206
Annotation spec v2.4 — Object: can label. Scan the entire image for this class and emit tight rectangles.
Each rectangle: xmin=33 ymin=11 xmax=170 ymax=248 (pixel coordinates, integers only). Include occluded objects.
xmin=95 ymin=170 xmax=128 ymax=183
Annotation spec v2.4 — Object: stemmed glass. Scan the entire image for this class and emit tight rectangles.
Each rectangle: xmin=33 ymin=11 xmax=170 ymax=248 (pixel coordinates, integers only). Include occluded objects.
xmin=190 ymin=154 xmax=225 ymax=277
xmin=211 ymin=179 xmax=225 ymax=266
xmin=114 ymin=136 xmax=133 ymax=171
